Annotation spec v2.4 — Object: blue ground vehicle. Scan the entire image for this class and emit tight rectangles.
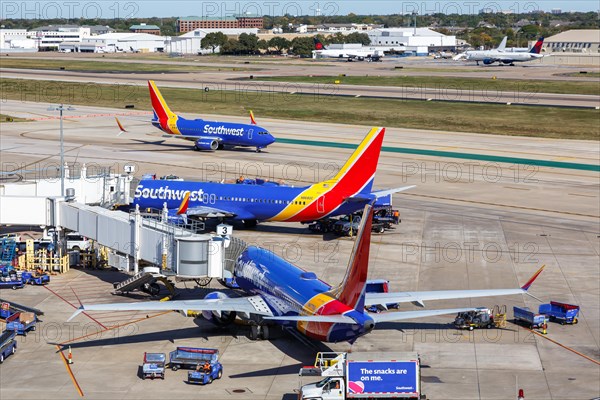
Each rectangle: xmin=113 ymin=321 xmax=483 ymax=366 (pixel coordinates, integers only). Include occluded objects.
xmin=0 ymin=330 xmax=17 ymax=363
xmin=142 ymin=352 xmax=166 ymax=380
xmin=21 ymin=272 xmax=50 ymax=285
xmin=513 ymin=306 xmax=546 ymax=329
xmin=6 ymin=312 xmax=37 ymax=335
xmin=365 ymin=279 xmax=400 ymax=313
xmin=0 ymin=276 xmax=24 ymax=290
xmin=539 ymin=301 xmax=580 ymax=325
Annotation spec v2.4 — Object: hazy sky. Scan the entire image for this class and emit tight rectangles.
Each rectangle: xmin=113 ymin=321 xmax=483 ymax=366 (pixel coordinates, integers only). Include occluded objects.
xmin=1 ymin=1 xmax=597 ymax=19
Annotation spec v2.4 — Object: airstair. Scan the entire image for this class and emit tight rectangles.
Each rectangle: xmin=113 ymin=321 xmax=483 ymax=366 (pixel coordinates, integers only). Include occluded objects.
xmin=112 ymin=271 xmax=155 ymax=295
xmin=0 ymin=239 xmax=17 ymax=263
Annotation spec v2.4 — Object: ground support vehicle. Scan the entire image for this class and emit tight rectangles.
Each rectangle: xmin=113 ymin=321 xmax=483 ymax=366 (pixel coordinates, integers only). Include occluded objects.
xmin=0 ymin=330 xmax=17 ymax=363
xmin=299 ymin=352 xmax=423 ymax=399
xmin=454 ymin=308 xmax=495 ymax=330
xmin=169 ymin=347 xmax=222 ymax=373
xmin=0 ymin=275 xmax=24 ymax=290
xmin=142 ymin=352 xmax=166 ymax=380
xmin=513 ymin=306 xmax=546 ymax=329
xmin=187 ymin=364 xmax=223 ymax=385
xmin=365 ymin=280 xmax=400 ymax=313
xmin=6 ymin=312 xmax=37 ymax=335
xmin=539 ymin=301 xmax=579 ymax=325
xmin=21 ymin=272 xmax=50 ymax=285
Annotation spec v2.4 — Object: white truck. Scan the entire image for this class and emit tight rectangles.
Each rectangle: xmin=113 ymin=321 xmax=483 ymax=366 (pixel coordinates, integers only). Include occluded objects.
xmin=299 ymin=352 xmax=424 ymax=400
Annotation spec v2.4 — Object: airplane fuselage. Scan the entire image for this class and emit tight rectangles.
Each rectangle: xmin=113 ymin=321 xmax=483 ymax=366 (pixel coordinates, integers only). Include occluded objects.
xmin=134 ymin=179 xmax=373 ymax=222
xmin=152 ymin=116 xmax=275 ymax=150
xmin=466 ymin=50 xmax=543 ymax=64
xmin=235 ymin=246 xmax=374 ymax=342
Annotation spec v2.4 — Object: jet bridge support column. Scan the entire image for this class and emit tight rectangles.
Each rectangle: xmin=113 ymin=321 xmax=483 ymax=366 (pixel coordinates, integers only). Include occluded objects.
xmin=133 ymin=204 xmax=141 ymax=275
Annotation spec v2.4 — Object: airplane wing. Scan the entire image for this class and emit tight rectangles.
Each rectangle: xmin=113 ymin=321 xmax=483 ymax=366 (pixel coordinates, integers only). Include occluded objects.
xmin=369 ymin=307 xmax=476 ymax=323
xmin=68 ymin=295 xmax=273 ymax=322
xmin=264 ymin=315 xmax=357 ymax=324
xmin=371 ymin=185 xmax=416 ymax=198
xmin=161 ymin=135 xmax=223 ymax=142
xmin=365 ymin=265 xmax=545 ymax=308
xmin=186 ymin=205 xmax=255 ymax=220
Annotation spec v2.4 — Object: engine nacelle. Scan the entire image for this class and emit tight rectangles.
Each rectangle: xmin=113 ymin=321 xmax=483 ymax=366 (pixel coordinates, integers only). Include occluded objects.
xmin=194 ymin=138 xmax=219 ymax=151
xmin=201 ymin=292 xmax=237 ymax=326
xmin=483 ymin=58 xmax=495 ymax=65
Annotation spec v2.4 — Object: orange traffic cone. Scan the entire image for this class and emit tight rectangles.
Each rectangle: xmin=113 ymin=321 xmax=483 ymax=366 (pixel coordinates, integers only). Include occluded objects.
xmin=68 ymin=346 xmax=74 ymax=364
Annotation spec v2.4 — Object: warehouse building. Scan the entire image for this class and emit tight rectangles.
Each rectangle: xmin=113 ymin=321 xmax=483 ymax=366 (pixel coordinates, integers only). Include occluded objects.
xmin=544 ymin=29 xmax=600 ymax=53
xmin=367 ymin=27 xmax=456 ymax=55
xmin=177 ymin=14 xmax=263 ymax=33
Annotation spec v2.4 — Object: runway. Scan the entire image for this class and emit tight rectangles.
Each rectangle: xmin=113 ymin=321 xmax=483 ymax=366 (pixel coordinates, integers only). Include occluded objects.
xmin=0 ymin=100 xmax=598 ymax=399
xmin=2 ymin=59 xmax=599 ymax=109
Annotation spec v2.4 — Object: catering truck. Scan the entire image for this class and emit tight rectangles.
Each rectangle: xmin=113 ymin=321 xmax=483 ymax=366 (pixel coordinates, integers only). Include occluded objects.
xmin=299 ymin=352 xmax=423 ymax=399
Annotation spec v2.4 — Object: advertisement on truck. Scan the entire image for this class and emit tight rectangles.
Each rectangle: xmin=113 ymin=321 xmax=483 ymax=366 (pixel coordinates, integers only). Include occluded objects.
xmin=347 ymin=361 xmax=418 ymax=396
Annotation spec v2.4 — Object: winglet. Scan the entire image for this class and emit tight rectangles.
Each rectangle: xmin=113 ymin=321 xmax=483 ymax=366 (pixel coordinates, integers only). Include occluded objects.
xmin=521 ymin=265 xmax=545 ymax=291
xmin=249 ymin=110 xmax=257 ymax=125
xmin=176 ymin=192 xmax=190 ymax=215
xmin=115 ymin=117 xmax=127 ymax=136
xmin=67 ymin=307 xmax=84 ymax=322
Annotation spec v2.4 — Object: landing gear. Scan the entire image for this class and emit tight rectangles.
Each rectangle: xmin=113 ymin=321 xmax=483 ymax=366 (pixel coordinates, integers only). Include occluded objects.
xmin=256 ymin=147 xmax=262 ymax=153
xmin=249 ymin=325 xmax=270 ymax=340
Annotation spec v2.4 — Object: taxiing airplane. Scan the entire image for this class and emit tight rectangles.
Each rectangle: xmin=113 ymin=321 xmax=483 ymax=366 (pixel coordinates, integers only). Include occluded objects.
xmin=312 ymin=38 xmax=384 ymax=62
xmin=133 ymin=127 xmax=413 ymax=227
xmin=465 ymin=37 xmax=545 ymax=66
xmin=69 ymin=204 xmax=545 ymax=343
xmin=117 ymin=81 xmax=276 ymax=152
xmin=453 ymin=36 xmax=507 ymax=61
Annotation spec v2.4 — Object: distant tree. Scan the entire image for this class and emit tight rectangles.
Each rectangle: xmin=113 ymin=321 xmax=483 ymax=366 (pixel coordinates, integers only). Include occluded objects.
xmin=221 ymin=38 xmax=240 ymax=55
xmin=238 ymin=33 xmax=259 ymax=54
xmin=201 ymin=32 xmax=228 ymax=53
xmin=268 ymin=36 xmax=291 ymax=53
xmin=257 ymin=39 xmax=269 ymax=53
xmin=519 ymin=24 xmax=541 ymax=40
xmin=345 ymin=32 xmax=371 ymax=45
xmin=290 ymin=36 xmax=314 ymax=57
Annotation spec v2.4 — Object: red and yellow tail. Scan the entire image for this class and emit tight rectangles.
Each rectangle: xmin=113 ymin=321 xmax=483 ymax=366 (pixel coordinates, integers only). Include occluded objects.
xmin=148 ymin=80 xmax=180 ymax=134
xmin=176 ymin=192 xmax=190 ymax=215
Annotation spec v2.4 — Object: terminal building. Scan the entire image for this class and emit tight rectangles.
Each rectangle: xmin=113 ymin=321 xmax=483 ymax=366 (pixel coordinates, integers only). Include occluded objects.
xmin=367 ymin=27 xmax=457 ymax=55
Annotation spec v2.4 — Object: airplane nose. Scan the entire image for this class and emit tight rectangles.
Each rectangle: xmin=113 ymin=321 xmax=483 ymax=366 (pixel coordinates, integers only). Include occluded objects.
xmin=267 ymin=135 xmax=276 ymax=145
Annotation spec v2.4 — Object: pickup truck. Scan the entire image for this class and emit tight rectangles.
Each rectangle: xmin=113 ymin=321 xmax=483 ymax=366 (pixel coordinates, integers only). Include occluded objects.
xmin=6 ymin=312 xmax=37 ymax=335
xmin=0 ymin=330 xmax=17 ymax=363
xmin=142 ymin=352 xmax=166 ymax=380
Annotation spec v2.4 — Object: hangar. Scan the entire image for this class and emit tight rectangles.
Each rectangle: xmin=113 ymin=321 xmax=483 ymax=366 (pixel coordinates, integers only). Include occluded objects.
xmin=543 ymin=29 xmax=600 ymax=53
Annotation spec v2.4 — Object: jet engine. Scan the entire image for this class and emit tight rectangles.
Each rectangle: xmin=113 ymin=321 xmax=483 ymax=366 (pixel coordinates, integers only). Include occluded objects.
xmin=201 ymin=292 xmax=237 ymax=326
xmin=194 ymin=138 xmax=219 ymax=151
xmin=483 ymin=58 xmax=495 ymax=65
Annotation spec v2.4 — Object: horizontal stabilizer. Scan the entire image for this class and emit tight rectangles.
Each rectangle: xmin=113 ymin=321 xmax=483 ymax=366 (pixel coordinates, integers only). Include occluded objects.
xmin=370 ymin=307 xmax=475 ymax=323
xmin=264 ymin=314 xmax=357 ymax=324
xmin=371 ymin=185 xmax=416 ymax=198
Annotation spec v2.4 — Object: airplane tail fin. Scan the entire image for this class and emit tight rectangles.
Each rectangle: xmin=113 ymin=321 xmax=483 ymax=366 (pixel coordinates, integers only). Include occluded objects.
xmin=313 ymin=37 xmax=325 ymax=50
xmin=176 ymin=192 xmax=190 ymax=215
xmin=249 ymin=110 xmax=257 ymax=125
xmin=529 ymin=37 xmax=544 ymax=54
xmin=329 ymin=127 xmax=385 ymax=196
xmin=327 ymin=204 xmax=373 ymax=311
xmin=148 ymin=80 xmax=178 ymax=130
xmin=115 ymin=117 xmax=127 ymax=136
xmin=497 ymin=36 xmax=507 ymax=51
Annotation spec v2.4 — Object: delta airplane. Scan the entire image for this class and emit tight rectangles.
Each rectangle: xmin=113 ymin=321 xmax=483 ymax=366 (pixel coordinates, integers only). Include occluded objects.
xmin=133 ymin=127 xmax=413 ymax=227
xmin=465 ymin=37 xmax=545 ymax=66
xmin=69 ymin=205 xmax=545 ymax=343
xmin=312 ymin=38 xmax=384 ymax=62
xmin=117 ymin=81 xmax=276 ymax=152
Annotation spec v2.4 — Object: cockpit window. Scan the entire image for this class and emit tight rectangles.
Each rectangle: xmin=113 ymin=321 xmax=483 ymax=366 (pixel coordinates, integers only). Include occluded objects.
xmin=258 ymin=131 xmax=268 ymax=135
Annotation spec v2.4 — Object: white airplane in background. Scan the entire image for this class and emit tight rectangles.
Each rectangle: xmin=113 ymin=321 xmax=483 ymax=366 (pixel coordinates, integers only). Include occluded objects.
xmin=69 ymin=204 xmax=546 ymax=344
xmin=312 ymin=38 xmax=384 ymax=62
xmin=463 ymin=37 xmax=546 ymax=66
xmin=453 ymin=36 xmax=507 ymax=61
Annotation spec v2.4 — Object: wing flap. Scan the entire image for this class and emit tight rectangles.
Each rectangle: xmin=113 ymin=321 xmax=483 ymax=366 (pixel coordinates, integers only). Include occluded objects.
xmin=370 ymin=307 xmax=475 ymax=323
xmin=264 ymin=314 xmax=357 ymax=324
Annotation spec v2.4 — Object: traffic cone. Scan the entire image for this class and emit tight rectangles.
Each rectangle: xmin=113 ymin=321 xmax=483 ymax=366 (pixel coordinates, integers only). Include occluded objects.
xmin=542 ymin=322 xmax=547 ymax=335
xmin=68 ymin=346 xmax=74 ymax=364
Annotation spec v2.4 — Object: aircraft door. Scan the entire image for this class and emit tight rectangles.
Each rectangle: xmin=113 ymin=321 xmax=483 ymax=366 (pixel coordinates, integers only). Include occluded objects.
xmin=317 ymin=195 xmax=325 ymax=214
xmin=248 ymin=129 xmax=253 ymax=140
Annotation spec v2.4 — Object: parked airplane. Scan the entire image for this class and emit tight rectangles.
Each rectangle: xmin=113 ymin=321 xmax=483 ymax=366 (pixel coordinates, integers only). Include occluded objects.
xmin=69 ymin=205 xmax=545 ymax=343
xmin=117 ymin=81 xmax=276 ymax=152
xmin=312 ymin=38 xmax=384 ymax=62
xmin=133 ymin=127 xmax=413 ymax=227
xmin=465 ymin=37 xmax=545 ymax=66
xmin=453 ymin=36 xmax=507 ymax=61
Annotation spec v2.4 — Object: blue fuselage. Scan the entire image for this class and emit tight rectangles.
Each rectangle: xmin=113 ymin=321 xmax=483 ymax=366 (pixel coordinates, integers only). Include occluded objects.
xmin=235 ymin=247 xmax=375 ymax=343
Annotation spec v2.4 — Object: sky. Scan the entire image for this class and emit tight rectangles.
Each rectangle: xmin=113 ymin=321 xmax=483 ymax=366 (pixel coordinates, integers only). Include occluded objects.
xmin=1 ymin=1 xmax=598 ymax=19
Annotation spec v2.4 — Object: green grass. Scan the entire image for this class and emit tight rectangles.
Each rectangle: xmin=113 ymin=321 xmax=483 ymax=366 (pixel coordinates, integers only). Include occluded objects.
xmin=0 ymin=58 xmax=254 ymax=72
xmin=252 ymin=75 xmax=600 ymax=95
xmin=0 ymin=114 xmax=29 ymax=123
xmin=2 ymin=78 xmax=598 ymax=140
xmin=558 ymin=71 xmax=600 ymax=78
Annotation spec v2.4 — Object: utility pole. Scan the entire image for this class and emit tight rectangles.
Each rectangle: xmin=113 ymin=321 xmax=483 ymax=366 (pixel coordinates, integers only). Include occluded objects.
xmin=47 ymin=104 xmax=75 ymax=196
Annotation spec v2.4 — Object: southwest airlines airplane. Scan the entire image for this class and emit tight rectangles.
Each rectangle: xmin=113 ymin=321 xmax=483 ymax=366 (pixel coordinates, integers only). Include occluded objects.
xmin=134 ymin=127 xmax=413 ymax=227
xmin=69 ymin=205 xmax=545 ymax=343
xmin=118 ymin=81 xmax=276 ymax=152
